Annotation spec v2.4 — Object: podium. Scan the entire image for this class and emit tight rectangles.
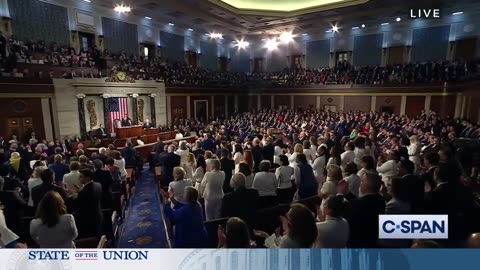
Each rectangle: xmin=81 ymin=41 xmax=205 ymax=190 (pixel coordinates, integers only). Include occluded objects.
xmin=115 ymin=126 xmax=161 ymax=139
xmin=116 ymin=126 xmax=143 ymax=138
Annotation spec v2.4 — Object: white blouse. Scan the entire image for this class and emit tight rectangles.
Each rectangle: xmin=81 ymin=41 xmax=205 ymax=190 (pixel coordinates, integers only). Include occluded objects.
xmin=275 ymin=166 xmax=294 ymax=189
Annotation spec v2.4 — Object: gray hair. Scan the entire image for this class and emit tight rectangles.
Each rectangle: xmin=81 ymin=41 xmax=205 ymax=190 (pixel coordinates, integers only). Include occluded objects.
xmin=230 ymin=173 xmax=246 ymax=189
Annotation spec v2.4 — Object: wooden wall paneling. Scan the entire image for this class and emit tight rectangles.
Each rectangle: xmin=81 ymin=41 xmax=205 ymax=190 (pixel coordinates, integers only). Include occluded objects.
xmin=0 ymin=98 xmax=45 ymax=141
xmin=320 ymin=96 xmax=341 ymax=111
xmin=274 ymin=96 xmax=290 ymax=110
xmin=405 ymin=96 xmax=426 ymax=117
xmin=214 ymin=95 xmax=226 ymax=118
xmin=375 ymin=96 xmax=401 ymax=115
xmin=260 ymin=95 xmax=271 ymax=109
xmin=238 ymin=96 xmax=249 ymax=113
xmin=430 ymin=95 xmax=456 ymax=118
xmin=293 ymin=95 xmax=315 ymax=111
xmin=170 ymin=96 xmax=187 ymax=121
xmin=344 ymin=96 xmax=371 ymax=112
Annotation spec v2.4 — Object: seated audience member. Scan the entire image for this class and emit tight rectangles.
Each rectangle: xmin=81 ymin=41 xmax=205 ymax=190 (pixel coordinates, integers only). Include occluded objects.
xmin=220 ymin=148 xmax=235 ymax=193
xmin=165 ymin=186 xmax=208 ymax=248
xmin=49 ymin=154 xmax=70 ymax=186
xmin=238 ymin=162 xmax=254 ymax=189
xmin=252 ymin=160 xmax=278 ymax=208
xmin=200 ymin=159 xmax=225 ymax=221
xmin=314 ymin=195 xmax=349 ymax=248
xmin=159 ymin=145 xmax=181 ymax=187
xmin=345 ymin=172 xmax=385 ymax=248
xmin=75 ymin=169 xmax=103 ymax=238
xmin=256 ymin=203 xmax=318 ymax=248
xmin=343 ymin=162 xmax=360 ymax=198
xmin=93 ymin=160 xmax=113 ymax=209
xmin=168 ymin=167 xmax=193 ymax=207
xmin=30 ymin=191 xmax=78 ymax=248
xmin=275 ymin=155 xmax=294 ymax=204
xmin=294 ymin=153 xmax=318 ymax=200
xmin=32 ymin=168 xmax=67 ymax=209
xmin=27 ymin=165 xmax=47 ymax=207
xmin=217 ymin=217 xmax=253 ymax=248
xmin=221 ymin=173 xmax=259 ymax=224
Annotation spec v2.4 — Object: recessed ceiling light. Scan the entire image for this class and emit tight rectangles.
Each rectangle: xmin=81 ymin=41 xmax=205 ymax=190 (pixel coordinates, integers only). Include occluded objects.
xmin=168 ymin=22 xmax=174 ymax=26
xmin=361 ymin=24 xmax=366 ymax=28
xmin=279 ymin=32 xmax=294 ymax=43
xmin=332 ymin=25 xmax=339 ymax=32
xmin=235 ymin=40 xmax=250 ymax=49
xmin=352 ymin=26 xmax=359 ymax=29
xmin=452 ymin=11 xmax=463 ymax=15
xmin=114 ymin=5 xmax=131 ymax=13
xmin=325 ymin=30 xmax=332 ymax=33
xmin=302 ymin=33 xmax=308 ymax=36
xmin=145 ymin=16 xmax=152 ymax=20
xmin=188 ymin=28 xmax=193 ymax=31
xmin=396 ymin=17 xmax=401 ymax=22
xmin=381 ymin=22 xmax=389 ymax=25
xmin=83 ymin=0 xmax=91 ymax=2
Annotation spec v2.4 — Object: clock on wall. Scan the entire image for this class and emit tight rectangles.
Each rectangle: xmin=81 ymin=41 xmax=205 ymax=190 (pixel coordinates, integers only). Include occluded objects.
xmin=116 ymin=71 xmax=127 ymax=81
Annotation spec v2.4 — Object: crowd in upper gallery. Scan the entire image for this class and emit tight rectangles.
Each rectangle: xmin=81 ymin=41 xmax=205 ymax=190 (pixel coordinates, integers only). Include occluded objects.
xmin=0 ymin=33 xmax=479 ymax=86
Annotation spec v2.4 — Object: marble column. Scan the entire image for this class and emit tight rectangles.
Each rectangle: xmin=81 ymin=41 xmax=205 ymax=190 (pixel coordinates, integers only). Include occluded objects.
xmin=150 ymin=94 xmax=157 ymax=127
xmin=77 ymin=94 xmax=87 ymax=139
xmin=101 ymin=94 xmax=110 ymax=133
xmin=131 ymin=93 xmax=139 ymax=125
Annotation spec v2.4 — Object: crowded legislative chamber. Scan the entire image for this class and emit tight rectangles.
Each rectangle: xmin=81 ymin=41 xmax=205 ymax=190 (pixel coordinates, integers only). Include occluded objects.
xmin=0 ymin=0 xmax=480 ymax=250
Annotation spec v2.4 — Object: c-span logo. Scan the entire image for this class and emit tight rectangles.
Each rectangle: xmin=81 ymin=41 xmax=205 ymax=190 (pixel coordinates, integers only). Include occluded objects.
xmin=379 ymin=215 xmax=448 ymax=239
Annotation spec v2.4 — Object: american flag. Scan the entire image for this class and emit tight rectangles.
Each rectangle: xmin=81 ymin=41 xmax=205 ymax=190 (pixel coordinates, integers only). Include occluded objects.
xmin=109 ymin=97 xmax=129 ymax=133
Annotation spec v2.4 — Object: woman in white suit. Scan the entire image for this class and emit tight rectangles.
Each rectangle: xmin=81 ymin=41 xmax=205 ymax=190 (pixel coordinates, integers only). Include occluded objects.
xmin=408 ymin=135 xmax=421 ymax=174
xmin=200 ymin=159 xmax=225 ymax=221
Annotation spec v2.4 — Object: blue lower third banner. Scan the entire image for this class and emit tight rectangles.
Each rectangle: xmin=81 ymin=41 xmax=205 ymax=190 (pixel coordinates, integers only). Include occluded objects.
xmin=0 ymin=249 xmax=478 ymax=270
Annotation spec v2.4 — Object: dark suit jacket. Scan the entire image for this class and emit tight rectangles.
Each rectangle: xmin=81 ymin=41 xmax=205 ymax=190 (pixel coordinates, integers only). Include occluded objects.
xmin=80 ymin=163 xmax=94 ymax=171
xmin=159 ymin=152 xmax=181 ymax=187
xmin=221 ymin=187 xmax=259 ymax=225
xmin=75 ymin=181 xmax=103 ymax=238
xmin=94 ymin=169 xmax=113 ymax=209
xmin=31 ymin=183 xmax=68 ymax=209
xmin=261 ymin=144 xmax=275 ymax=164
xmin=121 ymin=118 xmax=132 ymax=127
xmin=346 ymin=193 xmax=386 ymax=248
xmin=121 ymin=146 xmax=140 ymax=167
xmin=96 ymin=127 xmax=108 ymax=138
xmin=49 ymin=162 xmax=70 ymax=183
xmin=143 ymin=123 xmax=153 ymax=129
xmin=220 ymin=158 xmax=235 ymax=192
xmin=402 ymin=174 xmax=424 ymax=213
xmin=251 ymin=145 xmax=263 ymax=172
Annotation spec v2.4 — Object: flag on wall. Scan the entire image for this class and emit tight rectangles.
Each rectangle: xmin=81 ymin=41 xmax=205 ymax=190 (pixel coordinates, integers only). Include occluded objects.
xmin=109 ymin=97 xmax=129 ymax=133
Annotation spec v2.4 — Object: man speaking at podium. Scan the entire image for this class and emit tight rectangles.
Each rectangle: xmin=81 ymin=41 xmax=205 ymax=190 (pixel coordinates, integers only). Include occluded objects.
xmin=121 ymin=114 xmax=133 ymax=127
xmin=143 ymin=119 xmax=153 ymax=129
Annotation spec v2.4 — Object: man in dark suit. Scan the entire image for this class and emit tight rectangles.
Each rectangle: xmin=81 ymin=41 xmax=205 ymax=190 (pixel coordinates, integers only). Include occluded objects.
xmin=32 ymin=168 xmax=67 ymax=209
xmin=96 ymin=124 xmax=109 ymax=139
xmin=345 ymin=172 xmax=386 ymax=248
xmin=251 ymin=138 xmax=263 ymax=172
xmin=92 ymin=160 xmax=113 ymax=209
xmin=158 ymin=145 xmax=181 ymax=187
xmin=93 ymin=147 xmax=109 ymax=165
xmin=220 ymin=148 xmax=235 ymax=193
xmin=221 ymin=173 xmax=259 ymax=225
xmin=121 ymin=115 xmax=132 ymax=127
xmin=121 ymin=142 xmax=142 ymax=172
xmin=79 ymin=155 xmax=94 ymax=171
xmin=143 ymin=119 xmax=153 ymax=129
xmin=421 ymin=152 xmax=439 ymax=192
xmin=261 ymin=138 xmax=275 ymax=165
xmin=48 ymin=154 xmax=70 ymax=186
xmin=399 ymin=159 xmax=424 ymax=214
xmin=76 ymin=169 xmax=103 ymax=238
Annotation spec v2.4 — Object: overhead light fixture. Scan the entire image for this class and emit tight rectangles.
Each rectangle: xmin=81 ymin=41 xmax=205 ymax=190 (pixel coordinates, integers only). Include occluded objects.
xmin=452 ymin=11 xmax=463 ymax=15
xmin=145 ymin=16 xmax=152 ymax=20
xmin=332 ymin=25 xmax=339 ymax=32
xmin=396 ymin=17 xmax=401 ymax=22
xmin=235 ymin=40 xmax=250 ymax=49
xmin=209 ymin=33 xmax=223 ymax=39
xmin=188 ymin=28 xmax=194 ymax=31
xmin=352 ymin=26 xmax=359 ymax=29
xmin=381 ymin=22 xmax=389 ymax=25
xmin=261 ymin=38 xmax=266 ymax=41
xmin=265 ymin=39 xmax=278 ymax=50
xmin=168 ymin=22 xmax=175 ymax=26
xmin=325 ymin=30 xmax=333 ymax=33
xmin=361 ymin=24 xmax=366 ymax=28
xmin=279 ymin=32 xmax=294 ymax=43
xmin=83 ymin=0 xmax=91 ymax=2
xmin=114 ymin=5 xmax=131 ymax=13
xmin=302 ymin=33 xmax=308 ymax=36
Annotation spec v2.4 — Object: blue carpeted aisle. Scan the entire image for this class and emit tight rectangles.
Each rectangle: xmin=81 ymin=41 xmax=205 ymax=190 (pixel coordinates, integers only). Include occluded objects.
xmin=118 ymin=170 xmax=170 ymax=248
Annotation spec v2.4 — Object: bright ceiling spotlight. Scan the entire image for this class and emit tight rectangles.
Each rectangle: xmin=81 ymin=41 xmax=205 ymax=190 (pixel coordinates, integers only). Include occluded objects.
xmin=188 ymin=28 xmax=194 ymax=31
xmin=235 ymin=40 xmax=250 ymax=49
xmin=114 ymin=4 xmax=131 ymax=13
xmin=452 ymin=11 xmax=463 ymax=15
xmin=381 ymin=22 xmax=389 ymax=25
xmin=302 ymin=33 xmax=308 ymax=36
xmin=396 ymin=17 xmax=401 ymax=22
xmin=209 ymin=33 xmax=223 ymax=39
xmin=332 ymin=25 xmax=339 ymax=32
xmin=168 ymin=22 xmax=175 ymax=26
xmin=352 ymin=26 xmax=359 ymax=29
xmin=361 ymin=24 xmax=366 ymax=28
xmin=145 ymin=16 xmax=152 ymax=20
xmin=279 ymin=32 xmax=294 ymax=43
xmin=265 ymin=39 xmax=278 ymax=50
